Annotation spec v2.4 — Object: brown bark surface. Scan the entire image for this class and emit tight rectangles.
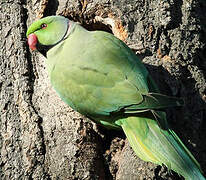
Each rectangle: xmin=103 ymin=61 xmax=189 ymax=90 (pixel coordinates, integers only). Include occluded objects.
xmin=1 ymin=0 xmax=206 ymax=179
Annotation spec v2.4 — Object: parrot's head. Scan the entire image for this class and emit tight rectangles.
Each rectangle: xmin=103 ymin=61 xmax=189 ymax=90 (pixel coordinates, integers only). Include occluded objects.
xmin=26 ymin=16 xmax=72 ymax=56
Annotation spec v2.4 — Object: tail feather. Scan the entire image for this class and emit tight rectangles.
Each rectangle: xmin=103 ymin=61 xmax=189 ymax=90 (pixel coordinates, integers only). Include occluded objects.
xmin=120 ymin=113 xmax=205 ymax=180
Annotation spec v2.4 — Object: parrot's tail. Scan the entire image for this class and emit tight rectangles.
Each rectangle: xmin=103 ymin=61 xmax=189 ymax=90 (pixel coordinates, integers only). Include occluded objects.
xmin=119 ymin=112 xmax=205 ymax=180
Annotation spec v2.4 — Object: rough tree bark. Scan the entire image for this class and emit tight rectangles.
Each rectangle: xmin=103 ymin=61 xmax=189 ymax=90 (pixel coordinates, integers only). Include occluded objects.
xmin=0 ymin=0 xmax=206 ymax=179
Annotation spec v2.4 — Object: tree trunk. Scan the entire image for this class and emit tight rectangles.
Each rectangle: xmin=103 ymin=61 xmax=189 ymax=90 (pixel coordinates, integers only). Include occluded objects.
xmin=1 ymin=0 xmax=206 ymax=179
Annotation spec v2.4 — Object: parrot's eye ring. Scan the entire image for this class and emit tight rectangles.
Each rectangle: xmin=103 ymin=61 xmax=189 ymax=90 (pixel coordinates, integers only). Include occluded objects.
xmin=41 ymin=23 xmax=47 ymax=29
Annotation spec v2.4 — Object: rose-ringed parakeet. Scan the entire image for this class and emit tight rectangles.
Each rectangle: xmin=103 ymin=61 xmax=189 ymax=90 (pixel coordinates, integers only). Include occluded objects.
xmin=26 ymin=16 xmax=205 ymax=180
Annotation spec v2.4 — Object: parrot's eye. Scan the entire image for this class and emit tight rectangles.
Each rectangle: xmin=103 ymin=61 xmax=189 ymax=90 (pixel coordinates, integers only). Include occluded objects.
xmin=41 ymin=23 xmax=47 ymax=29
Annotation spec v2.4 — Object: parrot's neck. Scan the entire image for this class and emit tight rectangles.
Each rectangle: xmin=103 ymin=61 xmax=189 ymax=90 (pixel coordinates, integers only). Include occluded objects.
xmin=46 ymin=22 xmax=89 ymax=57
xmin=63 ymin=21 xmax=77 ymax=40
xmin=46 ymin=22 xmax=91 ymax=77
xmin=38 ymin=21 xmax=77 ymax=57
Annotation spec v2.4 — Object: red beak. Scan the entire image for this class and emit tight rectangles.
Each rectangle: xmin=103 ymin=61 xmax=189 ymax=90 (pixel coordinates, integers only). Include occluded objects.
xmin=27 ymin=33 xmax=38 ymax=51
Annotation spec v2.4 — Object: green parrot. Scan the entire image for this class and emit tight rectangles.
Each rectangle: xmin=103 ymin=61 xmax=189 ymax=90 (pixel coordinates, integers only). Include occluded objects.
xmin=26 ymin=16 xmax=205 ymax=180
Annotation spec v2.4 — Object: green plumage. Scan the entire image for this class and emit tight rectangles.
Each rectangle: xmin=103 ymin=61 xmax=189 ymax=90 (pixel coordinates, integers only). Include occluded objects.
xmin=27 ymin=16 xmax=205 ymax=180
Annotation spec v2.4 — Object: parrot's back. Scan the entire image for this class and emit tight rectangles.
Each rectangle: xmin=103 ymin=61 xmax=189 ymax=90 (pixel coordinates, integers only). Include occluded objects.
xmin=46 ymin=24 xmax=182 ymax=119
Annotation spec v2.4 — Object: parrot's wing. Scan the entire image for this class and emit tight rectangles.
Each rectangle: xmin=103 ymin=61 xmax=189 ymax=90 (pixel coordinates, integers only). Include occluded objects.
xmin=48 ymin=27 xmax=183 ymax=119
xmin=124 ymin=93 xmax=184 ymax=113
